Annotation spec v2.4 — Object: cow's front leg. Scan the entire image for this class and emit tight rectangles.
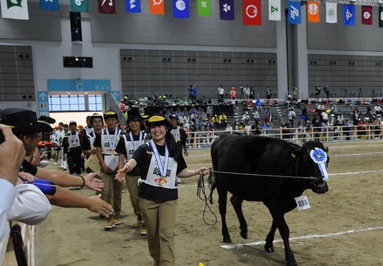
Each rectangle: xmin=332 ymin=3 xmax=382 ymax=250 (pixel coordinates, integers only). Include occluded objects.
xmin=230 ymin=196 xmax=248 ymax=239
xmin=276 ymin=216 xmax=297 ymax=266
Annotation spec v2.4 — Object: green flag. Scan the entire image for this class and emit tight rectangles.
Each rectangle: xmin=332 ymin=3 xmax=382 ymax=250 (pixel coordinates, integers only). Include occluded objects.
xmin=71 ymin=0 xmax=89 ymax=12
xmin=197 ymin=0 xmax=211 ymax=16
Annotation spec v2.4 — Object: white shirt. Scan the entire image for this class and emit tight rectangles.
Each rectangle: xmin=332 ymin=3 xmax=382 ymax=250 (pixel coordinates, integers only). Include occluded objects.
xmin=8 ymin=183 xmax=51 ymax=225
xmin=0 ymin=179 xmax=16 ymax=242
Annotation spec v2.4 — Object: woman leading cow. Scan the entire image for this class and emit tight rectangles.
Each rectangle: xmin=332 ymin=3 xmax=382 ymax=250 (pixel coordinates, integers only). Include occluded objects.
xmin=115 ymin=114 xmax=209 ymax=266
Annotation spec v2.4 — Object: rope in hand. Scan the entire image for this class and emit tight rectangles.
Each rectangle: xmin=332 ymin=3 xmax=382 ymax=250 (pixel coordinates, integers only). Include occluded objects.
xmin=197 ymin=171 xmax=217 ymax=226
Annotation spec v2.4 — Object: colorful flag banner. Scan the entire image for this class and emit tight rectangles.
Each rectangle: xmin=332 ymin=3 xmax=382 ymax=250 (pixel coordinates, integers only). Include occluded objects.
xmin=268 ymin=0 xmax=281 ymax=21
xmin=361 ymin=5 xmax=372 ymax=25
xmin=343 ymin=4 xmax=355 ymax=26
xmin=307 ymin=1 xmax=320 ymax=23
xmin=126 ymin=0 xmax=141 ymax=13
xmin=197 ymin=0 xmax=211 ymax=16
xmin=326 ymin=2 xmax=337 ymax=23
xmin=1 ymin=0 xmax=29 ymax=20
xmin=40 ymin=0 xmax=59 ymax=11
xmin=99 ymin=0 xmax=115 ymax=14
xmin=150 ymin=0 xmax=164 ymax=15
xmin=243 ymin=0 xmax=262 ymax=25
xmin=71 ymin=0 xmax=88 ymax=12
xmin=219 ymin=0 xmax=234 ymax=20
xmin=173 ymin=0 xmax=190 ymax=18
xmin=379 ymin=7 xmax=383 ymax=28
xmin=288 ymin=0 xmax=301 ymax=24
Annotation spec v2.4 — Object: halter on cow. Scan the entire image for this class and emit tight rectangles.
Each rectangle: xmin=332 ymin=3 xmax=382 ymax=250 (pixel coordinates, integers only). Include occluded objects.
xmin=210 ymin=135 xmax=329 ymax=266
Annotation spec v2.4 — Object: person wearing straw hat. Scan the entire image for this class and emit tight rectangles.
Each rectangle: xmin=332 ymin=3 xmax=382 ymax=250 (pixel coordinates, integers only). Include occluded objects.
xmin=116 ymin=114 xmax=209 ymax=266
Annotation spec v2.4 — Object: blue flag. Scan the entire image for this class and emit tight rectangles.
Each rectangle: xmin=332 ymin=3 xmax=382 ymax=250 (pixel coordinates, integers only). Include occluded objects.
xmin=219 ymin=0 xmax=234 ymax=20
xmin=173 ymin=0 xmax=189 ymax=18
xmin=288 ymin=0 xmax=301 ymax=24
xmin=126 ymin=0 xmax=141 ymax=13
xmin=40 ymin=0 xmax=59 ymax=11
xmin=343 ymin=4 xmax=355 ymax=26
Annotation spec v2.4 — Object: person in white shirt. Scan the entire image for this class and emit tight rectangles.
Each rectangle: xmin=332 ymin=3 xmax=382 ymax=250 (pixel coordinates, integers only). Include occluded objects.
xmin=0 ymin=124 xmax=26 ymax=242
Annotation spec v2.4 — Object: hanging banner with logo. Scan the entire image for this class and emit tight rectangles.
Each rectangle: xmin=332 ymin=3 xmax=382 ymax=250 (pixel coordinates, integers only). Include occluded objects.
xmin=343 ymin=4 xmax=355 ymax=26
xmin=326 ymin=2 xmax=337 ymax=23
xmin=197 ymin=0 xmax=211 ymax=16
xmin=126 ymin=0 xmax=141 ymax=13
xmin=288 ymin=0 xmax=301 ymax=24
xmin=243 ymin=0 xmax=262 ymax=25
xmin=268 ymin=0 xmax=281 ymax=21
xmin=307 ymin=1 xmax=320 ymax=23
xmin=219 ymin=0 xmax=234 ymax=20
xmin=1 ymin=0 xmax=29 ymax=19
xmin=150 ymin=0 xmax=165 ymax=15
xmin=361 ymin=5 xmax=372 ymax=25
xmin=173 ymin=0 xmax=190 ymax=18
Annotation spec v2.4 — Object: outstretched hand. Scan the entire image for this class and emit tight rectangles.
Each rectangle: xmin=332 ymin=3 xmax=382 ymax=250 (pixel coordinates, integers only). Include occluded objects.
xmin=84 ymin=173 xmax=104 ymax=192
xmin=87 ymin=195 xmax=113 ymax=218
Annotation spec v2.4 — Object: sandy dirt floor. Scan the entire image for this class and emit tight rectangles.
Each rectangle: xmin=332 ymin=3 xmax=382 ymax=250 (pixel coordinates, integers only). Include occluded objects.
xmin=34 ymin=140 xmax=383 ymax=266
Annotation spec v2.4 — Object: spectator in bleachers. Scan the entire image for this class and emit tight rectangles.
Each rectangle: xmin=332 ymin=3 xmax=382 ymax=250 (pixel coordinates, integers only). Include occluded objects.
xmin=280 ymin=121 xmax=290 ymax=139
xmin=242 ymin=111 xmax=250 ymax=125
xmin=212 ymin=115 xmax=219 ymax=130
xmin=262 ymin=122 xmax=271 ymax=135
xmin=219 ymin=112 xmax=227 ymax=129
xmin=315 ymin=86 xmax=321 ymax=99
xmin=224 ymin=123 xmax=233 ymax=134
xmin=374 ymin=104 xmax=383 ymax=115
xmin=287 ymin=108 xmax=296 ymax=128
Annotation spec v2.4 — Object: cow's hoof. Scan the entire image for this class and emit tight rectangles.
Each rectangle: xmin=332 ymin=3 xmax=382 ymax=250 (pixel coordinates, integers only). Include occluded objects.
xmin=264 ymin=244 xmax=274 ymax=253
xmin=223 ymin=237 xmax=232 ymax=243
xmin=286 ymin=261 xmax=297 ymax=266
xmin=240 ymin=230 xmax=248 ymax=239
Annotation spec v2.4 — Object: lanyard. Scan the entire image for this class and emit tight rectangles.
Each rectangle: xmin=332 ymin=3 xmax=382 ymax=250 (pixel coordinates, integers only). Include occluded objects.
xmin=105 ymin=128 xmax=120 ymax=152
xmin=150 ymin=139 xmax=169 ymax=183
xmin=129 ymin=131 xmax=143 ymax=151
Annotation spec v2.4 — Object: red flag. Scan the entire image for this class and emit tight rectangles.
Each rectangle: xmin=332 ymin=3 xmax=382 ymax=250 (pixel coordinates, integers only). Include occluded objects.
xmin=361 ymin=5 xmax=372 ymax=25
xmin=242 ymin=0 xmax=262 ymax=25
xmin=150 ymin=0 xmax=164 ymax=15
xmin=98 ymin=0 xmax=116 ymax=14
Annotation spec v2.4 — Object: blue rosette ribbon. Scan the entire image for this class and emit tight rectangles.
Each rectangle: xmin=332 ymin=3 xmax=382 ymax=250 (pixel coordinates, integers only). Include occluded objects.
xmin=310 ymin=148 xmax=328 ymax=180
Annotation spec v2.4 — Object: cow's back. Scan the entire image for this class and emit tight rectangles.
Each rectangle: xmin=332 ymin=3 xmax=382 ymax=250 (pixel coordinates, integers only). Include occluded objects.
xmin=211 ymin=134 xmax=301 ymax=201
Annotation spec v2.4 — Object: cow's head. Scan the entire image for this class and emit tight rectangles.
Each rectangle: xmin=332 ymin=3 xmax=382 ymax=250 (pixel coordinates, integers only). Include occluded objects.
xmin=296 ymin=141 xmax=329 ymax=194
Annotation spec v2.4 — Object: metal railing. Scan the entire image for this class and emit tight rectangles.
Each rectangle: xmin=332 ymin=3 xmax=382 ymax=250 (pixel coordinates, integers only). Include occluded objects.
xmin=185 ymin=124 xmax=383 ymax=148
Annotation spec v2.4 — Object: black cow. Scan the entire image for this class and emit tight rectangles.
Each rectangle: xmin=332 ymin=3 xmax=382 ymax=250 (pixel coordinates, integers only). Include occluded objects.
xmin=210 ymin=134 xmax=329 ymax=266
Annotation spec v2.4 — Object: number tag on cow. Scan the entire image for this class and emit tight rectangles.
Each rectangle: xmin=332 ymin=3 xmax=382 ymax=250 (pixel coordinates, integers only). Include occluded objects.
xmin=295 ymin=195 xmax=311 ymax=210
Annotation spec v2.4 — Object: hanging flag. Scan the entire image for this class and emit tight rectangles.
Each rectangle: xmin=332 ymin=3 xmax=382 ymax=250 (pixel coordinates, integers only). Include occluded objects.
xmin=150 ymin=0 xmax=164 ymax=15
xmin=99 ymin=0 xmax=115 ymax=14
xmin=361 ymin=5 xmax=372 ymax=25
xmin=40 ymin=0 xmax=59 ymax=11
xmin=343 ymin=4 xmax=355 ymax=26
xmin=268 ymin=0 xmax=281 ymax=21
xmin=126 ymin=0 xmax=141 ymax=13
xmin=197 ymin=0 xmax=211 ymax=16
xmin=173 ymin=0 xmax=189 ymax=18
xmin=243 ymin=0 xmax=262 ymax=25
xmin=1 ymin=0 xmax=29 ymax=20
xmin=379 ymin=7 xmax=383 ymax=28
xmin=307 ymin=1 xmax=320 ymax=23
xmin=325 ymin=2 xmax=337 ymax=23
xmin=288 ymin=0 xmax=301 ymax=24
xmin=71 ymin=0 xmax=88 ymax=12
xmin=219 ymin=0 xmax=234 ymax=20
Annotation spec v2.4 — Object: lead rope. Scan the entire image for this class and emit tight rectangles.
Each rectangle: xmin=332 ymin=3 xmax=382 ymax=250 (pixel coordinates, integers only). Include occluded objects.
xmin=197 ymin=171 xmax=218 ymax=226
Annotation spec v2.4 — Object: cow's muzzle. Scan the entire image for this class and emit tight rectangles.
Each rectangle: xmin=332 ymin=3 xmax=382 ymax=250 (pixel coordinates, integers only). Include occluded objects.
xmin=312 ymin=179 xmax=328 ymax=194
